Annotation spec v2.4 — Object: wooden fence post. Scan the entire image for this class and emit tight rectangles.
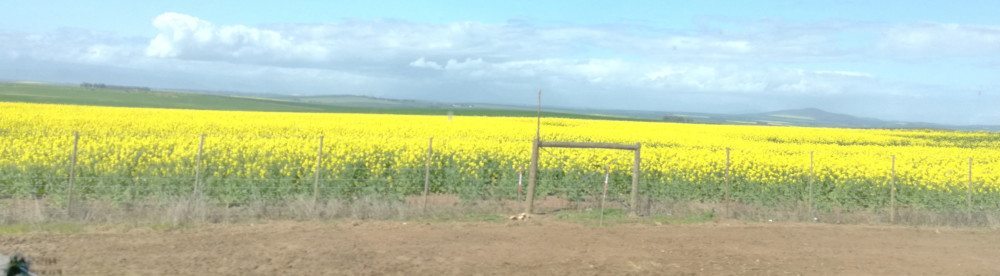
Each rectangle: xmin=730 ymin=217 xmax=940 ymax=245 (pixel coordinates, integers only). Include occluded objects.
xmin=601 ymin=166 xmax=609 ymax=226
xmin=192 ymin=134 xmax=206 ymax=198
xmin=313 ymin=135 xmax=324 ymax=203
xmin=517 ymin=170 xmax=524 ymax=200
xmin=890 ymin=155 xmax=896 ymax=223
xmin=423 ymin=137 xmax=433 ymax=212
xmin=129 ymin=150 xmax=144 ymax=202
xmin=523 ymin=139 xmax=637 ymax=215
xmin=630 ymin=143 xmax=641 ymax=217
xmin=967 ymin=157 xmax=973 ymax=222
xmin=724 ymin=147 xmax=731 ymax=218
xmin=809 ymin=151 xmax=814 ymax=219
xmin=67 ymin=131 xmax=79 ymax=217
xmin=525 ymin=138 xmax=540 ymax=214
xmin=526 ymin=89 xmax=542 ymax=214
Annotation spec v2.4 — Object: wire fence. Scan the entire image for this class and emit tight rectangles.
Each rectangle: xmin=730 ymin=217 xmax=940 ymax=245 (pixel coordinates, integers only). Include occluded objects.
xmin=2 ymin=133 xmax=1000 ymax=226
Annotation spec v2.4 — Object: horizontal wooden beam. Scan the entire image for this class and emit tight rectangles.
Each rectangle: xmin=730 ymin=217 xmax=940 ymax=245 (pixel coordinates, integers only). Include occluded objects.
xmin=539 ymin=141 xmax=640 ymax=151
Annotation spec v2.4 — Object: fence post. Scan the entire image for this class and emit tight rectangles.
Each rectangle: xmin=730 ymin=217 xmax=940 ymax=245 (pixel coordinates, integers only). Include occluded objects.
xmin=129 ymin=150 xmax=144 ymax=203
xmin=526 ymin=89 xmax=542 ymax=214
xmin=967 ymin=157 xmax=973 ymax=222
xmin=517 ymin=170 xmax=524 ymax=200
xmin=525 ymin=138 xmax=540 ymax=214
xmin=192 ymin=134 xmax=206 ymax=198
xmin=313 ymin=135 xmax=324 ymax=203
xmin=67 ymin=131 xmax=79 ymax=217
xmin=890 ymin=155 xmax=896 ymax=223
xmin=601 ymin=166 xmax=609 ymax=226
xmin=630 ymin=143 xmax=641 ymax=217
xmin=724 ymin=147 xmax=731 ymax=218
xmin=423 ymin=137 xmax=433 ymax=212
xmin=809 ymin=151 xmax=814 ymax=219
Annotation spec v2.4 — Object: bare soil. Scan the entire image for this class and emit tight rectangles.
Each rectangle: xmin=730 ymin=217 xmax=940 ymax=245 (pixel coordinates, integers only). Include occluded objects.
xmin=3 ymin=218 xmax=1000 ymax=275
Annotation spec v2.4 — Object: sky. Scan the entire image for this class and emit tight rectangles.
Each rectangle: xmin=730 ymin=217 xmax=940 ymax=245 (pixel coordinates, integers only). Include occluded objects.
xmin=1 ymin=0 xmax=999 ymax=125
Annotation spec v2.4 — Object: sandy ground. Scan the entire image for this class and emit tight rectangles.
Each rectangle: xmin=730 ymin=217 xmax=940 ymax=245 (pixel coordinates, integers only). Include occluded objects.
xmin=2 ymin=218 xmax=1000 ymax=275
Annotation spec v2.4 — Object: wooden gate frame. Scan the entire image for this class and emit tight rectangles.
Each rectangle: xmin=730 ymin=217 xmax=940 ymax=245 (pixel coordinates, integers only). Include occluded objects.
xmin=524 ymin=139 xmax=641 ymax=216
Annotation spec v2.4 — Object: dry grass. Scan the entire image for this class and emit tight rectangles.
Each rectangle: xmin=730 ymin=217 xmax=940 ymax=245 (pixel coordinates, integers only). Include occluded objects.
xmin=645 ymin=199 xmax=1000 ymax=228
xmin=2 ymin=196 xmax=998 ymax=229
xmin=0 ymin=195 xmax=518 ymax=227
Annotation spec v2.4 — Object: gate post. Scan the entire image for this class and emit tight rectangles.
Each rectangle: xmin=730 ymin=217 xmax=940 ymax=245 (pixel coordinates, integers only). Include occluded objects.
xmin=524 ymin=138 xmax=540 ymax=214
xmin=630 ymin=143 xmax=641 ymax=217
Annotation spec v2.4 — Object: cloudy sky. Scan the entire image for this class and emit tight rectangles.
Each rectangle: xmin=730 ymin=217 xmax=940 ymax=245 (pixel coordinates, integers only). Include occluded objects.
xmin=2 ymin=1 xmax=999 ymax=125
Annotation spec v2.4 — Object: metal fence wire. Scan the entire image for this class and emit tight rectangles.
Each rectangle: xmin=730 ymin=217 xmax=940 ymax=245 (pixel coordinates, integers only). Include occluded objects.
xmin=2 ymin=134 xmax=999 ymax=225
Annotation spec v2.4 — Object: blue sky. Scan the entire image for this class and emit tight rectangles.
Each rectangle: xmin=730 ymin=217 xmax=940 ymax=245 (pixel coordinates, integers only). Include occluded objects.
xmin=2 ymin=1 xmax=999 ymax=124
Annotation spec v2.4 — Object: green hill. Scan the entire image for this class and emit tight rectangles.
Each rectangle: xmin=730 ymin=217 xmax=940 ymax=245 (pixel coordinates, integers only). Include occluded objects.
xmin=0 ymin=82 xmax=333 ymax=111
xmin=0 ymin=82 xmax=620 ymax=120
xmin=4 ymin=82 xmax=994 ymax=131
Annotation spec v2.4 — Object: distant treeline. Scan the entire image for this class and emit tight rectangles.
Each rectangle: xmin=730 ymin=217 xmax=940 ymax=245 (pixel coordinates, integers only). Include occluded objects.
xmin=80 ymin=82 xmax=151 ymax=92
xmin=661 ymin=115 xmax=695 ymax=123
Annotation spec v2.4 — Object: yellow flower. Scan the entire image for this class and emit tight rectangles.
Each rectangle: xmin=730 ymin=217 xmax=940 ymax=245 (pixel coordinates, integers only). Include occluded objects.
xmin=0 ymin=101 xmax=997 ymax=196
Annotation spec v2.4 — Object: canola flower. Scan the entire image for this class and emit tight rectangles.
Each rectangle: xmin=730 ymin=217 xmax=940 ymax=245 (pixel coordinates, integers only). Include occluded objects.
xmin=1 ymin=102 xmax=998 ymax=208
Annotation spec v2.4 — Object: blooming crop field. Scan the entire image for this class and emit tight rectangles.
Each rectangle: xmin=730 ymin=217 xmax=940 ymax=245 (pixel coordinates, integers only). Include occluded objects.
xmin=1 ymin=102 xmax=999 ymax=210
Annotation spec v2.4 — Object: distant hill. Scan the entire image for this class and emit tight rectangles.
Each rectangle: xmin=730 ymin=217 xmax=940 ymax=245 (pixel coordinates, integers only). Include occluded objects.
xmin=653 ymin=108 xmax=999 ymax=131
xmin=1 ymin=82 xmax=996 ymax=131
xmin=744 ymin=108 xmax=884 ymax=127
xmin=275 ymin=94 xmax=450 ymax=109
xmin=0 ymin=82 xmax=335 ymax=112
xmin=724 ymin=108 xmax=921 ymax=128
xmin=0 ymin=82 xmax=623 ymax=120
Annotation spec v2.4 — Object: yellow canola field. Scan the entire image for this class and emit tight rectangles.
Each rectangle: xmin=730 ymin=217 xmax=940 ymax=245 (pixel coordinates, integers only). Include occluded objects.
xmin=1 ymin=102 xmax=999 ymax=192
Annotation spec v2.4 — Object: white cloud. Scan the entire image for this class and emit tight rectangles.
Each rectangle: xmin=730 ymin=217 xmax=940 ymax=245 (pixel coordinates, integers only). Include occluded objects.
xmin=428 ymin=58 xmax=631 ymax=84
xmin=80 ymin=44 xmax=131 ymax=63
xmin=643 ymin=65 xmax=838 ymax=94
xmin=142 ymin=13 xmax=845 ymax=70
xmin=880 ymin=23 xmax=1000 ymax=57
xmin=814 ymin=70 xmax=873 ymax=78
xmin=0 ymin=15 xmax=906 ymax=99
xmin=0 ymin=29 xmax=143 ymax=63
xmin=146 ymin=12 xmax=329 ymax=63
xmin=444 ymin=58 xmax=486 ymax=71
xmin=409 ymin=57 xmax=442 ymax=70
xmin=4 ymin=51 xmax=17 ymax=59
xmin=2 ymin=13 xmax=998 ymax=124
xmin=410 ymin=56 xmax=875 ymax=95
xmin=651 ymin=37 xmax=753 ymax=53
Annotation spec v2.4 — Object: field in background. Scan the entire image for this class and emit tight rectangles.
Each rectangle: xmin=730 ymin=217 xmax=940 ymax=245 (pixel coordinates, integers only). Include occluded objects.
xmin=2 ymin=101 xmax=1000 ymax=226
xmin=0 ymin=82 xmax=621 ymax=120
xmin=10 ymin=82 xmax=995 ymax=131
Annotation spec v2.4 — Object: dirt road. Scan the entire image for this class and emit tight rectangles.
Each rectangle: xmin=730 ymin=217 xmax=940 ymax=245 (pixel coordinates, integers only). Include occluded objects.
xmin=2 ymin=219 xmax=999 ymax=275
